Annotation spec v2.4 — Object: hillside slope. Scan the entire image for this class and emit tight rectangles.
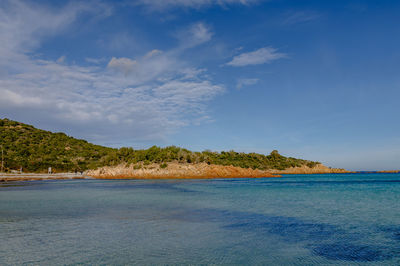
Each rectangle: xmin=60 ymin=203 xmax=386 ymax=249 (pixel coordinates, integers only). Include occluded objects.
xmin=0 ymin=118 xmax=114 ymax=172
xmin=1 ymin=118 xmax=326 ymax=173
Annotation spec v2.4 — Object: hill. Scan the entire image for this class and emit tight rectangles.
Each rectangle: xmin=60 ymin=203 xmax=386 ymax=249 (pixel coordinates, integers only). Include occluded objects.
xmin=0 ymin=118 xmax=321 ymax=173
xmin=0 ymin=118 xmax=114 ymax=172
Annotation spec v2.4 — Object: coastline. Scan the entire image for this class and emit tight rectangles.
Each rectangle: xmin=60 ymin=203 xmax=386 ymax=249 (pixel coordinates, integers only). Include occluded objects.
xmin=86 ymin=162 xmax=280 ymax=179
xmin=377 ymin=170 xmax=400 ymax=173
xmin=0 ymin=163 xmax=356 ymax=182
xmin=0 ymin=173 xmax=87 ymax=182
xmin=85 ymin=162 xmax=350 ymax=179
xmin=269 ymin=164 xmax=351 ymax=174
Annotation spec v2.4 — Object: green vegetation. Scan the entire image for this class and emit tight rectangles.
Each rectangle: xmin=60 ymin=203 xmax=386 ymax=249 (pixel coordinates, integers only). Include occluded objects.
xmin=0 ymin=118 xmax=320 ymax=173
xmin=0 ymin=118 xmax=114 ymax=172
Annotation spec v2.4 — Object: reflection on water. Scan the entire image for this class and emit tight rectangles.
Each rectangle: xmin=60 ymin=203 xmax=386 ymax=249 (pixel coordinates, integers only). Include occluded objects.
xmin=1 ymin=174 xmax=400 ymax=265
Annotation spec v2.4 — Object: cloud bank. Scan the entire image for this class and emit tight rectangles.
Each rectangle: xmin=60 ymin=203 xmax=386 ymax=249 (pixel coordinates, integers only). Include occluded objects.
xmin=0 ymin=1 xmax=224 ymax=145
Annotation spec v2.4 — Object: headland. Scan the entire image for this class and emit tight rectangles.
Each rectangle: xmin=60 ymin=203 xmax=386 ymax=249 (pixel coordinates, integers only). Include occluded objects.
xmin=0 ymin=118 xmax=350 ymax=181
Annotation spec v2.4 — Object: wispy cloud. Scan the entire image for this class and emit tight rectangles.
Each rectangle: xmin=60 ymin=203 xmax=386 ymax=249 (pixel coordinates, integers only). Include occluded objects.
xmin=282 ymin=10 xmax=321 ymax=25
xmin=0 ymin=0 xmax=110 ymax=57
xmin=145 ymin=49 xmax=163 ymax=58
xmin=136 ymin=0 xmax=261 ymax=11
xmin=176 ymin=22 xmax=213 ymax=49
xmin=0 ymin=1 xmax=224 ymax=144
xmin=107 ymin=57 xmax=137 ymax=75
xmin=226 ymin=47 xmax=286 ymax=67
xmin=56 ymin=55 xmax=66 ymax=64
xmin=236 ymin=78 xmax=259 ymax=89
xmin=85 ymin=57 xmax=107 ymax=64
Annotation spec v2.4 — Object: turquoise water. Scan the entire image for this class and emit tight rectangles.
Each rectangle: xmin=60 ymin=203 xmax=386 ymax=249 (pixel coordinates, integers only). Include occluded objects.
xmin=1 ymin=173 xmax=400 ymax=265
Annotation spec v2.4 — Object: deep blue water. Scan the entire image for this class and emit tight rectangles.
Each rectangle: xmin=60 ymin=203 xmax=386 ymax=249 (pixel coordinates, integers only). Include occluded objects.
xmin=1 ymin=173 xmax=400 ymax=265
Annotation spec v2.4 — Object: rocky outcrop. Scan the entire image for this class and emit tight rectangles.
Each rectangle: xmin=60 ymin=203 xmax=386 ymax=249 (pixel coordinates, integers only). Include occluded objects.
xmin=86 ymin=162 xmax=280 ymax=179
xmin=1 ymin=163 xmax=350 ymax=182
xmin=269 ymin=163 xmax=350 ymax=174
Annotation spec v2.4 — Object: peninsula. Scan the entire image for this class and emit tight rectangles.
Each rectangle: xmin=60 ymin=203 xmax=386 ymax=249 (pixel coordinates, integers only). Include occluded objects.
xmin=0 ymin=118 xmax=348 ymax=180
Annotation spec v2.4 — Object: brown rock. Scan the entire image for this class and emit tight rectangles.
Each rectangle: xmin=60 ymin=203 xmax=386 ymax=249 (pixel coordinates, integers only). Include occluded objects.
xmin=86 ymin=162 xmax=280 ymax=179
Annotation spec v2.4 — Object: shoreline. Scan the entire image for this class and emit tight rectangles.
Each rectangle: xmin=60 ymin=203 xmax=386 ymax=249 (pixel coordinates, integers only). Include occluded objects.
xmin=0 ymin=174 xmax=277 ymax=182
xmin=0 ymin=173 xmax=88 ymax=182
xmin=2 ymin=169 xmax=397 ymax=182
xmin=269 ymin=164 xmax=351 ymax=175
xmin=0 ymin=163 xmax=359 ymax=182
xmin=1 ymin=164 xmax=393 ymax=182
xmin=86 ymin=162 xmax=280 ymax=179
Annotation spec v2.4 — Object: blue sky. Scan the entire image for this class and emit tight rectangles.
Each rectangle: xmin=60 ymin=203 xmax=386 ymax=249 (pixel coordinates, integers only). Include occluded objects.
xmin=1 ymin=0 xmax=399 ymax=170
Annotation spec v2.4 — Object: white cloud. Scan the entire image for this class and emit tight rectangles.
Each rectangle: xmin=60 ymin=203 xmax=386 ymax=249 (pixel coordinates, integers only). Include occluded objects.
xmin=236 ymin=78 xmax=259 ymax=89
xmin=145 ymin=49 xmax=163 ymax=58
xmin=177 ymin=22 xmax=213 ymax=49
xmin=85 ymin=57 xmax=106 ymax=64
xmin=0 ymin=89 xmax=43 ymax=106
xmin=107 ymin=57 xmax=137 ymax=75
xmin=0 ymin=1 xmax=224 ymax=145
xmin=57 ymin=55 xmax=66 ymax=64
xmin=282 ymin=11 xmax=321 ymax=25
xmin=227 ymin=47 xmax=286 ymax=67
xmin=0 ymin=0 xmax=101 ymax=58
xmin=136 ymin=0 xmax=260 ymax=11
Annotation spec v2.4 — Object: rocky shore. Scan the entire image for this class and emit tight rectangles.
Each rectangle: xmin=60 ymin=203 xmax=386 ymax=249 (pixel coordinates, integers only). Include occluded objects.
xmin=86 ymin=162 xmax=350 ymax=179
xmin=86 ymin=162 xmax=280 ymax=179
xmin=269 ymin=164 xmax=351 ymax=174
xmin=1 ymin=163 xmax=352 ymax=182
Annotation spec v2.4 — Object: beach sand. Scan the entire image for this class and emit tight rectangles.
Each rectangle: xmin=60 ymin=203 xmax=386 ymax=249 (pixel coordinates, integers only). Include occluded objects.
xmin=0 ymin=173 xmax=87 ymax=182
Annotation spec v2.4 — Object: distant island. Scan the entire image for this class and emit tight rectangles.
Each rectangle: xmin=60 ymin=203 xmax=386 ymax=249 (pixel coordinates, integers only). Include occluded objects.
xmin=0 ymin=118 xmax=349 ymax=180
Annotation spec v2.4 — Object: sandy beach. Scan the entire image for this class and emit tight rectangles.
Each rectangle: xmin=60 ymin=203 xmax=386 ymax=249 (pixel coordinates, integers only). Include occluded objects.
xmin=0 ymin=173 xmax=88 ymax=182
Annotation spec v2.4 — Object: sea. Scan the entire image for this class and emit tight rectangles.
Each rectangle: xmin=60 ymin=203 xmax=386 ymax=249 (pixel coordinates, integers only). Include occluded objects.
xmin=1 ymin=173 xmax=399 ymax=265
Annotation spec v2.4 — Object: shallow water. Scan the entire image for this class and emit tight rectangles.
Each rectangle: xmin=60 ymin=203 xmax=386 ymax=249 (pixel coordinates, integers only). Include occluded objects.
xmin=1 ymin=173 xmax=400 ymax=265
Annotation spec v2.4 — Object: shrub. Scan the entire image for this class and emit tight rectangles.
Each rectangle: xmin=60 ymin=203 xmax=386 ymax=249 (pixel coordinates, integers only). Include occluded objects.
xmin=0 ymin=118 xmax=319 ymax=172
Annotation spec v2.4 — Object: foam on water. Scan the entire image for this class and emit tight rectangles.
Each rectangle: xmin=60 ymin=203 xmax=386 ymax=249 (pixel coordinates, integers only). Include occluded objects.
xmin=1 ymin=173 xmax=400 ymax=265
